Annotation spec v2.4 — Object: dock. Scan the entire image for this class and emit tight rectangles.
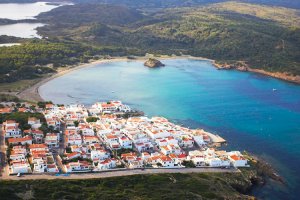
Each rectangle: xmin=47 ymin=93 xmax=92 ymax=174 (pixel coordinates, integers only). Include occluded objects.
xmin=204 ymin=131 xmax=226 ymax=144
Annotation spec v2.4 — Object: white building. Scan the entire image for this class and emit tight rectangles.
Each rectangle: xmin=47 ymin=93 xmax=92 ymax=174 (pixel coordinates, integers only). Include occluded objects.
xmin=3 ymin=120 xmax=21 ymax=138
xmin=118 ymin=135 xmax=133 ymax=149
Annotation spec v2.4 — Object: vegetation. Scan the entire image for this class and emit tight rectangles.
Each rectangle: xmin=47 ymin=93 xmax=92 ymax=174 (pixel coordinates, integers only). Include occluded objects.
xmin=72 ymin=0 xmax=300 ymax=9
xmin=0 ymin=94 xmax=21 ymax=102
xmin=86 ymin=116 xmax=99 ymax=123
xmin=182 ymin=160 xmax=196 ymax=168
xmin=0 ymin=1 xmax=299 ymax=86
xmin=0 ymin=41 xmax=97 ymax=83
xmin=0 ymin=172 xmax=259 ymax=199
xmin=0 ymin=112 xmax=45 ymax=130
xmin=37 ymin=101 xmax=53 ymax=109
xmin=36 ymin=2 xmax=300 ymax=75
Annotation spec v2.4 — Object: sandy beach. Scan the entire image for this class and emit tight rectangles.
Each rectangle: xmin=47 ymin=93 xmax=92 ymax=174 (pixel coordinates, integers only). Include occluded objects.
xmin=16 ymin=57 xmax=138 ymax=102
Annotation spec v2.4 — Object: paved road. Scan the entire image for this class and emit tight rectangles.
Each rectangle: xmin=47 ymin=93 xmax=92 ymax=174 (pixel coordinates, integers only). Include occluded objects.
xmin=1 ymin=167 xmax=239 ymax=180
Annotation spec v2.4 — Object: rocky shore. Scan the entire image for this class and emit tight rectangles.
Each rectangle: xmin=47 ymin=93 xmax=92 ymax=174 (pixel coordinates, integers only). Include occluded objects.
xmin=213 ymin=61 xmax=300 ymax=84
xmin=237 ymin=153 xmax=285 ymax=194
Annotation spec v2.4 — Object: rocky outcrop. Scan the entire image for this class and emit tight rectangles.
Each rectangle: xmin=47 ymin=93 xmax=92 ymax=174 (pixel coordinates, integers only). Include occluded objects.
xmin=247 ymin=68 xmax=300 ymax=84
xmin=214 ymin=61 xmax=248 ymax=71
xmin=214 ymin=61 xmax=300 ymax=84
xmin=144 ymin=58 xmax=165 ymax=68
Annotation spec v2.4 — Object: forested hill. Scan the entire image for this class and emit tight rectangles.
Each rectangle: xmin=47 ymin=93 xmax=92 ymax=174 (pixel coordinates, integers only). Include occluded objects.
xmin=36 ymin=2 xmax=300 ymax=75
xmin=73 ymin=0 xmax=300 ymax=9
xmin=0 ymin=1 xmax=299 ymax=85
xmin=0 ymin=0 xmax=299 ymax=9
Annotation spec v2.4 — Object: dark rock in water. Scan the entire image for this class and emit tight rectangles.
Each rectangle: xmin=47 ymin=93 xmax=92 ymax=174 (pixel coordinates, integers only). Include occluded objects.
xmin=144 ymin=58 xmax=165 ymax=68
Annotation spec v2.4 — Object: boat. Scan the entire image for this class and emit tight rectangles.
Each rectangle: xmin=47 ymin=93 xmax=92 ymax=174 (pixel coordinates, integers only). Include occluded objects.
xmin=273 ymin=88 xmax=277 ymax=91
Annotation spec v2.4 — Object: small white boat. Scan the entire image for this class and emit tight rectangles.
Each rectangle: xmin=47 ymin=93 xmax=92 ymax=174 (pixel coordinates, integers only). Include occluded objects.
xmin=273 ymin=88 xmax=277 ymax=92
xmin=111 ymin=91 xmax=115 ymax=93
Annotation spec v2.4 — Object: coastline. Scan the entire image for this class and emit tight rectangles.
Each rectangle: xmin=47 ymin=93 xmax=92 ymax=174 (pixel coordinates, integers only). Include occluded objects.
xmin=14 ymin=55 xmax=300 ymax=102
xmin=213 ymin=61 xmax=300 ymax=84
xmin=16 ymin=57 xmax=134 ymax=102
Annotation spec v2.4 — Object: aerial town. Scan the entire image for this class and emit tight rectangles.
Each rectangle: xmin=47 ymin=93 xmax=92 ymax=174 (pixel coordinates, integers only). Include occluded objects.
xmin=0 ymin=100 xmax=248 ymax=176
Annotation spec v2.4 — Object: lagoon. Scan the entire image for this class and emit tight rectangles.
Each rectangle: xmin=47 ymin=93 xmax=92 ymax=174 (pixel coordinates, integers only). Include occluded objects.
xmin=40 ymin=59 xmax=300 ymax=199
xmin=0 ymin=2 xmax=60 ymax=20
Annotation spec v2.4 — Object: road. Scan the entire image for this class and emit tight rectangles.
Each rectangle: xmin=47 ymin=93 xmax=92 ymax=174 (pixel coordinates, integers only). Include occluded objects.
xmin=0 ymin=125 xmax=7 ymax=177
xmin=0 ymin=167 xmax=239 ymax=180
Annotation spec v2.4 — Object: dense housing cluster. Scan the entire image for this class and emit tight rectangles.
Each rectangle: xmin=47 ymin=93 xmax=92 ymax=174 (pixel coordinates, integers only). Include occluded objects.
xmin=1 ymin=100 xmax=248 ymax=175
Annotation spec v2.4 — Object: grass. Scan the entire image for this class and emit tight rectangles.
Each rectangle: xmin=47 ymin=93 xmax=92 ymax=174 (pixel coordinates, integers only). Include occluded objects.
xmin=0 ymin=79 xmax=42 ymax=92
xmin=0 ymin=172 xmax=257 ymax=200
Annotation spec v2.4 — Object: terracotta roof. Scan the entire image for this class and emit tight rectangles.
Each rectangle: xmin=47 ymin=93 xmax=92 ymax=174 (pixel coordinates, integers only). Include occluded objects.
xmin=8 ymin=136 xmax=32 ymax=144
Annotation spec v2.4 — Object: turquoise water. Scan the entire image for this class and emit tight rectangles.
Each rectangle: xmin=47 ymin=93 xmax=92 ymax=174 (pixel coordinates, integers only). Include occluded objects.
xmin=40 ymin=59 xmax=300 ymax=199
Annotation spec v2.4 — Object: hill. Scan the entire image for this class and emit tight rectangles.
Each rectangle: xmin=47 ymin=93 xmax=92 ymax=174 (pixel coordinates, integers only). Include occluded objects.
xmin=0 ymin=172 xmax=259 ymax=199
xmin=0 ymin=1 xmax=299 ymax=88
xmin=37 ymin=2 xmax=300 ymax=75
xmin=72 ymin=0 xmax=300 ymax=9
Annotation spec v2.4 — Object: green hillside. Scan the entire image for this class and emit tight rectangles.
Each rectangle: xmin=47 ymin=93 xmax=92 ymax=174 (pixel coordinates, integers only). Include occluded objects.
xmin=37 ymin=2 xmax=300 ymax=75
xmin=0 ymin=1 xmax=299 ymax=86
xmin=0 ymin=172 xmax=258 ymax=199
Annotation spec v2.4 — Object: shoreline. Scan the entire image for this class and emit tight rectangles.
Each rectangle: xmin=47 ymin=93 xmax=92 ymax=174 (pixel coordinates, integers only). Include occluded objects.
xmin=16 ymin=55 xmax=208 ymax=102
xmin=213 ymin=61 xmax=300 ymax=84
xmin=13 ymin=55 xmax=300 ymax=102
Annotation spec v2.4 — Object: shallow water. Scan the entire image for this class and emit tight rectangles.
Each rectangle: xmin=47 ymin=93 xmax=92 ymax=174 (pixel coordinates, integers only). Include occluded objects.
xmin=0 ymin=43 xmax=21 ymax=47
xmin=0 ymin=23 xmax=44 ymax=38
xmin=40 ymin=59 xmax=300 ymax=199
xmin=0 ymin=2 xmax=59 ymax=20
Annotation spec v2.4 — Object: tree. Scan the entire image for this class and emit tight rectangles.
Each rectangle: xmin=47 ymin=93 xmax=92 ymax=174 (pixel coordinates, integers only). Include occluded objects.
xmin=182 ymin=160 xmax=196 ymax=168
xmin=74 ymin=121 xmax=79 ymax=127
xmin=86 ymin=117 xmax=99 ymax=123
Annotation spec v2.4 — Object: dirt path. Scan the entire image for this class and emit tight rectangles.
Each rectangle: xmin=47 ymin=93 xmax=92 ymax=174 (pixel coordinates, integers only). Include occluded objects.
xmin=1 ymin=167 xmax=239 ymax=181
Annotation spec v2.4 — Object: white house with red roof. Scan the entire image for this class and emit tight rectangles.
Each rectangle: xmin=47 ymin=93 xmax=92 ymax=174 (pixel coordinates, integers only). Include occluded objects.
xmin=66 ymin=134 xmax=82 ymax=146
xmin=28 ymin=117 xmax=41 ymax=129
xmin=118 ymin=135 xmax=133 ymax=149
xmin=95 ymin=158 xmax=117 ymax=170
xmin=8 ymin=136 xmax=32 ymax=146
xmin=29 ymin=144 xmax=49 ymax=154
xmin=32 ymin=129 xmax=44 ymax=143
xmin=91 ymin=150 xmax=110 ymax=161
xmin=2 ymin=120 xmax=21 ymax=138
xmin=65 ymin=152 xmax=81 ymax=160
xmin=135 ymin=141 xmax=154 ymax=153
xmin=64 ymin=161 xmax=92 ymax=173
xmin=9 ymin=160 xmax=31 ymax=174
xmin=45 ymin=133 xmax=59 ymax=148
xmin=228 ymin=151 xmax=248 ymax=167
xmin=83 ymin=136 xmax=99 ymax=145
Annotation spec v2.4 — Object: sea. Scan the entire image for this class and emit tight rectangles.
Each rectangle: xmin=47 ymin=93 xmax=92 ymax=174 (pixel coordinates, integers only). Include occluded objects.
xmin=39 ymin=59 xmax=300 ymax=199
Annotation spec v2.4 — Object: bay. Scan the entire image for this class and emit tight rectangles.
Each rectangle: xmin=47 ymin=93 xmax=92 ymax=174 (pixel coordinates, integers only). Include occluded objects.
xmin=40 ymin=59 xmax=300 ymax=199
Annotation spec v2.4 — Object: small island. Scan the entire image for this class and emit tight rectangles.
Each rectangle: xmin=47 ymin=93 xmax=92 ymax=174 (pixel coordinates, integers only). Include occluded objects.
xmin=144 ymin=58 xmax=165 ymax=68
